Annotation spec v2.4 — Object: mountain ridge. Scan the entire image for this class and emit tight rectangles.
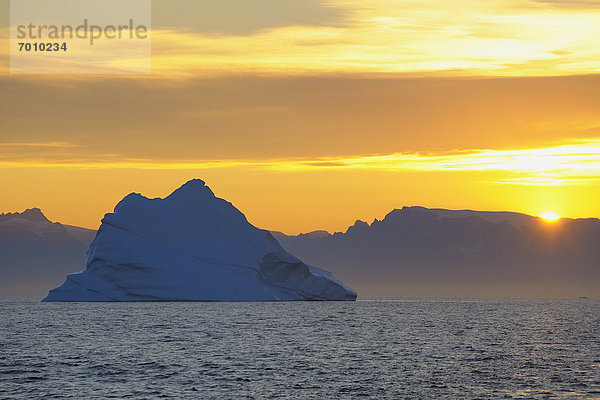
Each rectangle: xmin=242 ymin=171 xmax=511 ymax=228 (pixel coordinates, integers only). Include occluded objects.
xmin=275 ymin=206 xmax=595 ymax=238
xmin=2 ymin=204 xmax=599 ymax=298
xmin=0 ymin=208 xmax=96 ymax=297
xmin=274 ymin=206 xmax=600 ymax=298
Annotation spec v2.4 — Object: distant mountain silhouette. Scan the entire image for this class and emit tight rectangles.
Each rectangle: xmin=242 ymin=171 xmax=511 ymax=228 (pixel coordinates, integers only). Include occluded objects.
xmin=2 ymin=206 xmax=600 ymax=298
xmin=0 ymin=209 xmax=96 ymax=297
xmin=274 ymin=207 xmax=600 ymax=298
xmin=0 ymin=207 xmax=50 ymax=224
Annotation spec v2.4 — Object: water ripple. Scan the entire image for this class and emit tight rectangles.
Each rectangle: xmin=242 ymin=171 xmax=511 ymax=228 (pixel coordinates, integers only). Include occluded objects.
xmin=1 ymin=298 xmax=599 ymax=399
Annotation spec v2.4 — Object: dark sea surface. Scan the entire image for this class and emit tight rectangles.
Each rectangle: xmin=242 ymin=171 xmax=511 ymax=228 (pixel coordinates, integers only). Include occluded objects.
xmin=1 ymin=298 xmax=599 ymax=399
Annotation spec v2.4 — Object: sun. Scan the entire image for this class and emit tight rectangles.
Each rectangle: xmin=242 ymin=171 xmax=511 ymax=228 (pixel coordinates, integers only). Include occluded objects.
xmin=540 ymin=212 xmax=560 ymax=222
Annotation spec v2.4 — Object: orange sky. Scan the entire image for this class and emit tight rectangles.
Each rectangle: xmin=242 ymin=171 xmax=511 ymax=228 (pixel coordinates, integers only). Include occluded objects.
xmin=1 ymin=0 xmax=599 ymax=234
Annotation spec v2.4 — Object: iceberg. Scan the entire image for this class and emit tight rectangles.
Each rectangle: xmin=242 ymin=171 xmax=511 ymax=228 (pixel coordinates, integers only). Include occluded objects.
xmin=43 ymin=179 xmax=356 ymax=302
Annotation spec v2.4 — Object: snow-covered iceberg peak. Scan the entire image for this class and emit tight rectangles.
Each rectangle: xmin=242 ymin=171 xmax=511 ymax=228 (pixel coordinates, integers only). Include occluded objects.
xmin=43 ymin=179 xmax=356 ymax=302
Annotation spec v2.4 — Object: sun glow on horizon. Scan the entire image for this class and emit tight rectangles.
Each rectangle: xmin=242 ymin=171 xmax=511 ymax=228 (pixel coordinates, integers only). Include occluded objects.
xmin=540 ymin=212 xmax=561 ymax=222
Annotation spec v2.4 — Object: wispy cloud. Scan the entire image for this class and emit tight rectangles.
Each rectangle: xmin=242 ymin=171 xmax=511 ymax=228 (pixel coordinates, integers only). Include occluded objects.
xmin=152 ymin=0 xmax=348 ymax=35
xmin=2 ymin=0 xmax=600 ymax=77
xmin=1 ymin=139 xmax=599 ymax=186
xmin=270 ymin=139 xmax=600 ymax=185
xmin=148 ymin=4 xmax=600 ymax=78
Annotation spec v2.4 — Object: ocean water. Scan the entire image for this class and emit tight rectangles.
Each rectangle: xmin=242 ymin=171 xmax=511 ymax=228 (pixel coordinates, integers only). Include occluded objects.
xmin=1 ymin=298 xmax=599 ymax=399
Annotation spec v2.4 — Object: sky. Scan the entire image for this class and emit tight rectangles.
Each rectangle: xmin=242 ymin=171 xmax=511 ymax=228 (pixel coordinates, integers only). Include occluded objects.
xmin=1 ymin=0 xmax=599 ymax=234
